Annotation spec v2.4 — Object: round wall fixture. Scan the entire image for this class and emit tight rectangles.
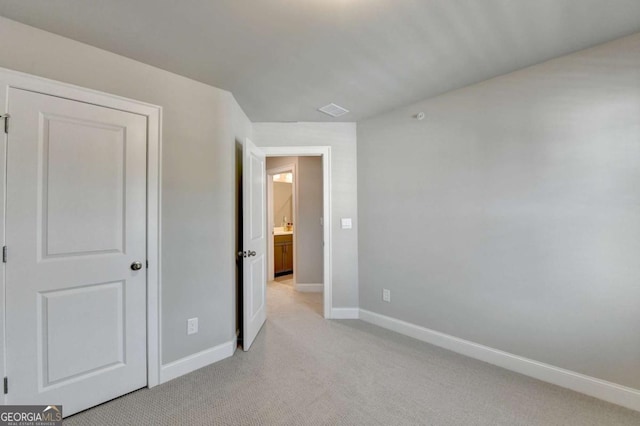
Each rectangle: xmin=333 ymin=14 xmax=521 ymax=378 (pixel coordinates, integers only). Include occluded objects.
xmin=416 ymin=112 xmax=425 ymax=120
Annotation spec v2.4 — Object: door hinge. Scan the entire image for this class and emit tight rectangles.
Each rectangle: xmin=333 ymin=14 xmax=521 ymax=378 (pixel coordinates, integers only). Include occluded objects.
xmin=2 ymin=246 xmax=6 ymax=263
xmin=0 ymin=113 xmax=8 ymax=134
xmin=3 ymin=377 xmax=7 ymax=394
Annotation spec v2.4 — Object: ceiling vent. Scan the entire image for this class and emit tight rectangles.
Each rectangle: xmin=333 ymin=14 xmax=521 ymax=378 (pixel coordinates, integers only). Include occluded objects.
xmin=318 ymin=103 xmax=349 ymax=118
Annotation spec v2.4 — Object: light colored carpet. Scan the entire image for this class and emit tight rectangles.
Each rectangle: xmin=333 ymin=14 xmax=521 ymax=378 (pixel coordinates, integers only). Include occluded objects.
xmin=65 ymin=281 xmax=640 ymax=425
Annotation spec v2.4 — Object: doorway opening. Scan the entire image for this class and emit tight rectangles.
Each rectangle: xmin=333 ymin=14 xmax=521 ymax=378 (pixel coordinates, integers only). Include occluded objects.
xmin=238 ymin=144 xmax=333 ymax=351
xmin=266 ymin=156 xmax=324 ymax=315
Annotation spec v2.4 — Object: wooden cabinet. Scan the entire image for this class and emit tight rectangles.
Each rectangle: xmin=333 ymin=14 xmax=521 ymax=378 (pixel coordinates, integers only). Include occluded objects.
xmin=284 ymin=241 xmax=293 ymax=272
xmin=274 ymin=234 xmax=293 ymax=276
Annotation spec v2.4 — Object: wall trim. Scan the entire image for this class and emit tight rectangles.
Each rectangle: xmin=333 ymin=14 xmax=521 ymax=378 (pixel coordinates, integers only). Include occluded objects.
xmin=359 ymin=309 xmax=640 ymax=412
xmin=159 ymin=339 xmax=236 ymax=384
xmin=331 ymin=308 xmax=360 ymax=319
xmin=296 ymin=283 xmax=323 ymax=293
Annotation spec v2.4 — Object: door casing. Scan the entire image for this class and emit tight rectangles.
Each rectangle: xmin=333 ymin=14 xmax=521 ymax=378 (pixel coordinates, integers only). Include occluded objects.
xmin=0 ymin=67 xmax=162 ymax=404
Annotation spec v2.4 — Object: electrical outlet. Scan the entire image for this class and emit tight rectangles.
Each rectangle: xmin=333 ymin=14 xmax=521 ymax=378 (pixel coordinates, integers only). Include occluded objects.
xmin=382 ymin=289 xmax=391 ymax=303
xmin=187 ymin=317 xmax=199 ymax=335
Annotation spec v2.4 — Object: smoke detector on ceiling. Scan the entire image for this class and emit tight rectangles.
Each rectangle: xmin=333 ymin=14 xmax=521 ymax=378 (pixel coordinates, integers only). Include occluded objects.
xmin=318 ymin=103 xmax=350 ymax=118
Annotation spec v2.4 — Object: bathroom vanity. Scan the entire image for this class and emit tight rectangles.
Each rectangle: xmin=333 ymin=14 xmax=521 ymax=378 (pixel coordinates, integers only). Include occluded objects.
xmin=274 ymin=233 xmax=293 ymax=276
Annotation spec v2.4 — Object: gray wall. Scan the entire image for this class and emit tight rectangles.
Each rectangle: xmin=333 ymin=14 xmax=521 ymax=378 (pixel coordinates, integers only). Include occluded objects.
xmin=266 ymin=157 xmax=297 ymax=171
xmin=358 ymin=33 xmax=640 ymax=389
xmin=296 ymin=157 xmax=323 ymax=284
xmin=0 ymin=17 xmax=252 ymax=365
xmin=255 ymin=123 xmax=359 ymax=308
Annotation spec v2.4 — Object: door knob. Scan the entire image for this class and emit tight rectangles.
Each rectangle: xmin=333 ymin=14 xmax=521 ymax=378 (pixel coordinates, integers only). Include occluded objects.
xmin=131 ymin=261 xmax=143 ymax=271
xmin=248 ymin=250 xmax=256 ymax=257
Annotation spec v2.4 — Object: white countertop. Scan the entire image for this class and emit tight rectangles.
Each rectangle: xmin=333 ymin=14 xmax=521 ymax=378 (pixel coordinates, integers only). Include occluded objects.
xmin=274 ymin=227 xmax=293 ymax=236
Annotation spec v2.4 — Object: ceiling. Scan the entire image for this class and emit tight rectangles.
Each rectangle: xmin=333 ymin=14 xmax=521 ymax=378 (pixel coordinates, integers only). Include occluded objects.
xmin=1 ymin=1 xmax=640 ymax=122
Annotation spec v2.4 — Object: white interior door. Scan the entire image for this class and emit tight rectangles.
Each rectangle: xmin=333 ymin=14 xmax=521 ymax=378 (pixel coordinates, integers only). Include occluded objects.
xmin=242 ymin=138 xmax=267 ymax=351
xmin=5 ymin=88 xmax=148 ymax=416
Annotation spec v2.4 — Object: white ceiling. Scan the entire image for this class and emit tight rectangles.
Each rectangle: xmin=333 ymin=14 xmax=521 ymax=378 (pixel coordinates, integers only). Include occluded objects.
xmin=1 ymin=1 xmax=640 ymax=122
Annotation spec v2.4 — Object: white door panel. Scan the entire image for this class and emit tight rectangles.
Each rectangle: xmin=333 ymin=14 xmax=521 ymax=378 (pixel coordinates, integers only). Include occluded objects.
xmin=5 ymin=88 xmax=147 ymax=415
xmin=242 ymin=138 xmax=266 ymax=350
xmin=43 ymin=115 xmax=126 ymax=257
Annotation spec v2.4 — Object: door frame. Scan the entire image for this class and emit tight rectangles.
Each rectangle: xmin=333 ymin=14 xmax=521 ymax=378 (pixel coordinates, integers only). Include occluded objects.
xmin=259 ymin=146 xmax=332 ymax=319
xmin=266 ymin=162 xmax=297 ymax=283
xmin=0 ymin=67 xmax=163 ymax=403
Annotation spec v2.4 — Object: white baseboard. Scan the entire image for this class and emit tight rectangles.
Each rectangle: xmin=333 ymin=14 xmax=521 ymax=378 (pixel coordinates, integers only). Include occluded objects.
xmin=359 ymin=309 xmax=640 ymax=412
xmin=296 ymin=283 xmax=323 ymax=293
xmin=331 ymin=308 xmax=360 ymax=319
xmin=160 ymin=339 xmax=236 ymax=383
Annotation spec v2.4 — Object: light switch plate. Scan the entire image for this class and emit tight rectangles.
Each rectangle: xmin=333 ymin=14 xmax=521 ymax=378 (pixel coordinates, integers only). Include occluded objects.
xmin=341 ymin=218 xmax=352 ymax=229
